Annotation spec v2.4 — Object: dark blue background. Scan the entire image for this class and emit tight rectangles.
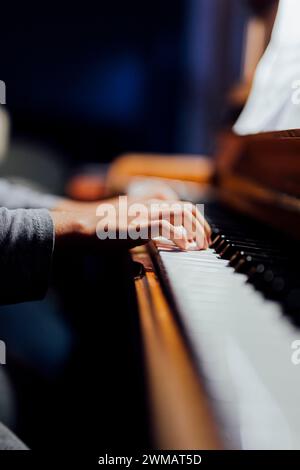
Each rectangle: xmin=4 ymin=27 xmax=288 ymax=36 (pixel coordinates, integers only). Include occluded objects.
xmin=1 ymin=1 xmax=247 ymax=163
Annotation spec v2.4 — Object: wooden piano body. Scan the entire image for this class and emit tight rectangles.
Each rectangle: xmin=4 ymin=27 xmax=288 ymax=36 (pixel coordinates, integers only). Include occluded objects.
xmin=129 ymin=128 xmax=300 ymax=449
xmin=105 ymin=0 xmax=300 ymax=448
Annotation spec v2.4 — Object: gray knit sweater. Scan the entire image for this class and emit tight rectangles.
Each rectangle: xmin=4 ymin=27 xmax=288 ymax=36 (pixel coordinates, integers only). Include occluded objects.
xmin=0 ymin=178 xmax=59 ymax=305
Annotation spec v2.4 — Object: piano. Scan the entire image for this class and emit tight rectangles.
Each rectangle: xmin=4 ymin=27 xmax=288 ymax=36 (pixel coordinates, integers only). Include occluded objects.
xmin=102 ymin=0 xmax=300 ymax=449
xmin=132 ymin=129 xmax=300 ymax=450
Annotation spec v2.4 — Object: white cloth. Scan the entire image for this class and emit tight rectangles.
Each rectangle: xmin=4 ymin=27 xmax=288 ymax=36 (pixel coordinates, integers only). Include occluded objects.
xmin=234 ymin=0 xmax=300 ymax=135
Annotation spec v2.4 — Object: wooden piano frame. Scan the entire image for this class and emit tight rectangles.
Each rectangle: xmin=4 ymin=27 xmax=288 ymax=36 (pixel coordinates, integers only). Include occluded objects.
xmin=132 ymin=244 xmax=223 ymax=450
xmin=128 ymin=128 xmax=300 ymax=449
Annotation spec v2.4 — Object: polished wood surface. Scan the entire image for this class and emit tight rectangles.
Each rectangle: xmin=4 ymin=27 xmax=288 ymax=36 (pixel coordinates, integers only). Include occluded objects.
xmin=107 ymin=153 xmax=214 ymax=194
xmin=132 ymin=246 xmax=222 ymax=450
xmin=215 ymin=129 xmax=300 ymax=238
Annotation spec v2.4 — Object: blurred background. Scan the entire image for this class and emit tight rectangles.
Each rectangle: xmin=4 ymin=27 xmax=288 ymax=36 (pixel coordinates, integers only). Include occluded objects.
xmin=0 ymin=0 xmax=254 ymax=197
xmin=0 ymin=0 xmax=278 ymax=450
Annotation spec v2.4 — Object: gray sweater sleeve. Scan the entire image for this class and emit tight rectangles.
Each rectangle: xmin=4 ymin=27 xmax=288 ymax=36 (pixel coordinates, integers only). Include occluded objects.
xmin=0 ymin=207 xmax=55 ymax=305
xmin=0 ymin=178 xmax=60 ymax=210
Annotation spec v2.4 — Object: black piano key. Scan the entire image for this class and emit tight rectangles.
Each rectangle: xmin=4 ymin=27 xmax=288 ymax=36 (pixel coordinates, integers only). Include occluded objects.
xmin=205 ymin=201 xmax=300 ymax=318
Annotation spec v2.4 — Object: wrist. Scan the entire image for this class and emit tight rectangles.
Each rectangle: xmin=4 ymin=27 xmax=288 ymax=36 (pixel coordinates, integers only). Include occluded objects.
xmin=50 ymin=211 xmax=89 ymax=245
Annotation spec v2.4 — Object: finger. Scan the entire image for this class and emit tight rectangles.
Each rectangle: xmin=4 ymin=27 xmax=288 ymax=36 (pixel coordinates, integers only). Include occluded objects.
xmin=146 ymin=202 xmax=208 ymax=249
xmin=192 ymin=204 xmax=212 ymax=240
xmin=183 ymin=209 xmax=207 ymax=248
xmin=158 ymin=207 xmax=195 ymax=242
xmin=151 ymin=220 xmax=189 ymax=251
xmin=163 ymin=200 xmax=211 ymax=241
xmin=153 ymin=205 xmax=197 ymax=244
xmin=169 ymin=209 xmax=206 ymax=249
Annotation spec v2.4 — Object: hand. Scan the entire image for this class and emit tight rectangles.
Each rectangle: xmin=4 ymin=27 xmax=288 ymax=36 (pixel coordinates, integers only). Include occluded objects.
xmin=53 ymin=195 xmax=163 ymax=214
xmin=51 ymin=198 xmax=211 ymax=251
xmin=127 ymin=178 xmax=179 ymax=200
xmin=53 ymin=176 xmax=180 ymax=214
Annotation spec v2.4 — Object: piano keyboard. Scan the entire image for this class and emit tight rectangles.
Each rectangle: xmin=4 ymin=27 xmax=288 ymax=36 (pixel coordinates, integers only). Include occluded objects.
xmin=155 ymin=205 xmax=300 ymax=449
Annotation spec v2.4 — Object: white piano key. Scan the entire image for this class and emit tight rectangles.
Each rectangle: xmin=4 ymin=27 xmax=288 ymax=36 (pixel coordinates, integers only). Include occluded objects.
xmin=157 ymin=246 xmax=300 ymax=449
